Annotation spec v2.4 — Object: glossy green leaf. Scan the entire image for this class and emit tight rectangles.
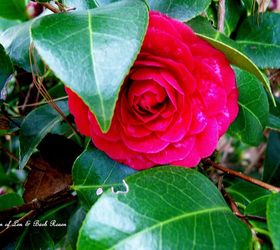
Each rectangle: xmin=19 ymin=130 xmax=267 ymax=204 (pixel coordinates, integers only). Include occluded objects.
xmin=263 ymin=131 xmax=280 ymax=186
xmin=267 ymin=96 xmax=280 ymax=131
xmin=0 ymin=192 xmax=24 ymax=211
xmin=241 ymin=0 xmax=255 ymax=15
xmin=77 ymin=167 xmax=252 ymax=250
xmin=236 ymin=13 xmax=280 ymax=69
xmin=0 ymin=0 xmax=27 ymax=20
xmin=31 ymin=0 xmax=148 ymax=132
xmin=63 ymin=0 xmax=98 ymax=10
xmin=224 ymin=0 xmax=243 ymax=36
xmin=267 ymin=193 xmax=280 ymax=250
xmin=19 ymin=101 xmax=69 ymax=169
xmin=0 ymin=20 xmax=44 ymax=73
xmin=146 ymin=0 xmax=211 ymax=21
xmin=67 ymin=207 xmax=86 ymax=249
xmin=245 ymin=195 xmax=270 ymax=236
xmin=226 ymin=181 xmax=270 ymax=207
xmin=0 ymin=43 xmax=13 ymax=94
xmin=187 ymin=16 xmax=274 ymax=102
xmin=228 ymin=68 xmax=269 ymax=146
xmin=72 ymin=146 xmax=136 ymax=210
xmin=0 ymin=17 xmax=20 ymax=35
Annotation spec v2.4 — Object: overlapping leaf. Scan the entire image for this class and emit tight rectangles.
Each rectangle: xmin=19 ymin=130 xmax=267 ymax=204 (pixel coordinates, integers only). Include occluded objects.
xmin=245 ymin=195 xmax=270 ymax=236
xmin=146 ymin=0 xmax=211 ymax=21
xmin=226 ymin=181 xmax=270 ymax=206
xmin=19 ymin=101 xmax=69 ymax=169
xmin=0 ymin=0 xmax=27 ymax=20
xmin=0 ymin=44 xmax=13 ymax=94
xmin=267 ymin=194 xmax=280 ymax=250
xmin=236 ymin=12 xmax=280 ymax=69
xmin=263 ymin=131 xmax=280 ymax=186
xmin=0 ymin=192 xmax=24 ymax=212
xmin=72 ymin=146 xmax=136 ymax=210
xmin=63 ymin=0 xmax=98 ymax=10
xmin=224 ymin=0 xmax=244 ymax=36
xmin=0 ymin=20 xmax=44 ymax=73
xmin=187 ymin=16 xmax=274 ymax=100
xmin=31 ymin=0 xmax=148 ymax=132
xmin=228 ymin=68 xmax=269 ymax=146
xmin=77 ymin=167 xmax=252 ymax=249
xmin=267 ymin=97 xmax=280 ymax=131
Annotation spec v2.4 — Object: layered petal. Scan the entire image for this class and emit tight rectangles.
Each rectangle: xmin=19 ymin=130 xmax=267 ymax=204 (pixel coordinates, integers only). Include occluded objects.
xmin=66 ymin=11 xmax=239 ymax=171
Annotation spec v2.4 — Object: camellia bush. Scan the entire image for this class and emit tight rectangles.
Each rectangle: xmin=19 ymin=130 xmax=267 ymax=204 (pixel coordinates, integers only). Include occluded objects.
xmin=0 ymin=0 xmax=280 ymax=249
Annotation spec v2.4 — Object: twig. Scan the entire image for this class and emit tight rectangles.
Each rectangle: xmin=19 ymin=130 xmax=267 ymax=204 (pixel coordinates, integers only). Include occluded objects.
xmin=29 ymin=44 xmax=83 ymax=142
xmin=217 ymin=0 xmax=225 ymax=33
xmin=0 ymin=187 xmax=75 ymax=239
xmin=0 ymin=142 xmax=19 ymax=163
xmin=0 ymin=210 xmax=37 ymax=239
xmin=204 ymin=159 xmax=280 ymax=192
xmin=21 ymin=83 xmax=35 ymax=111
xmin=220 ymin=184 xmax=261 ymax=243
xmin=40 ymin=2 xmax=60 ymax=13
xmin=16 ymin=96 xmax=68 ymax=109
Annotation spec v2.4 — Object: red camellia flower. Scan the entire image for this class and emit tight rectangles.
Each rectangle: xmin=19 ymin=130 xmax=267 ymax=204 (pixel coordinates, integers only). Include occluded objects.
xmin=66 ymin=11 xmax=239 ymax=170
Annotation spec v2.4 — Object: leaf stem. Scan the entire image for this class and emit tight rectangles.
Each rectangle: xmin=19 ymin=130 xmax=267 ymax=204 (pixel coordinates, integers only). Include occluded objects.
xmin=204 ymin=159 xmax=280 ymax=192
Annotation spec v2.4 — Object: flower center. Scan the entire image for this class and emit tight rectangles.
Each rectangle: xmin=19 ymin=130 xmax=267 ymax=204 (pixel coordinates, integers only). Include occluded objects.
xmin=127 ymin=80 xmax=168 ymax=116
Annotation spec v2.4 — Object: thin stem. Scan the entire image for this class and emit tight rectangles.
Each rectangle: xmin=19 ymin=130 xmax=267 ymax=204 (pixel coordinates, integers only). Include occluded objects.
xmin=217 ymin=0 xmax=225 ymax=33
xmin=220 ymin=183 xmax=261 ymax=243
xmin=0 ymin=142 xmax=19 ymax=163
xmin=40 ymin=2 xmax=60 ymax=13
xmin=16 ymin=96 xmax=68 ymax=109
xmin=204 ymin=159 xmax=280 ymax=192
xmin=0 ymin=188 xmax=75 ymax=240
xmin=245 ymin=215 xmax=267 ymax=222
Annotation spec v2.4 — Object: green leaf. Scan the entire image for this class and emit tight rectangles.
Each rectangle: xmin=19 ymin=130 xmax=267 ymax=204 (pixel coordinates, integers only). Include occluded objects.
xmin=19 ymin=101 xmax=69 ymax=169
xmin=228 ymin=68 xmax=269 ymax=146
xmin=146 ymin=0 xmax=211 ymax=22
xmin=63 ymin=0 xmax=98 ymax=10
xmin=267 ymin=96 xmax=280 ymax=131
xmin=0 ymin=173 xmax=16 ymax=186
xmin=77 ymin=167 xmax=252 ymax=249
xmin=187 ymin=16 xmax=274 ymax=102
xmin=0 ymin=20 xmax=44 ymax=73
xmin=0 ymin=0 xmax=27 ymax=20
xmin=245 ymin=195 xmax=270 ymax=236
xmin=241 ymin=0 xmax=255 ymax=15
xmin=31 ymin=0 xmax=148 ymax=132
xmin=267 ymin=193 xmax=280 ymax=250
xmin=67 ymin=207 xmax=86 ymax=249
xmin=0 ymin=17 xmax=20 ymax=35
xmin=226 ymin=181 xmax=270 ymax=207
xmin=12 ymin=200 xmax=76 ymax=250
xmin=72 ymin=146 xmax=136 ymax=210
xmin=236 ymin=12 xmax=280 ymax=69
xmin=0 ymin=43 xmax=13 ymax=94
xmin=29 ymin=229 xmax=55 ymax=250
xmin=224 ymin=0 xmax=244 ymax=36
xmin=0 ymin=192 xmax=24 ymax=211
xmin=263 ymin=131 xmax=280 ymax=186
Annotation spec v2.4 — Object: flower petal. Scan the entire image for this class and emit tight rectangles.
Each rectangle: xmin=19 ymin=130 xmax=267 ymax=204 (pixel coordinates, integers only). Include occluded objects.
xmin=147 ymin=136 xmax=195 ymax=164
xmin=65 ymin=87 xmax=91 ymax=136
xmin=121 ymin=132 xmax=169 ymax=153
